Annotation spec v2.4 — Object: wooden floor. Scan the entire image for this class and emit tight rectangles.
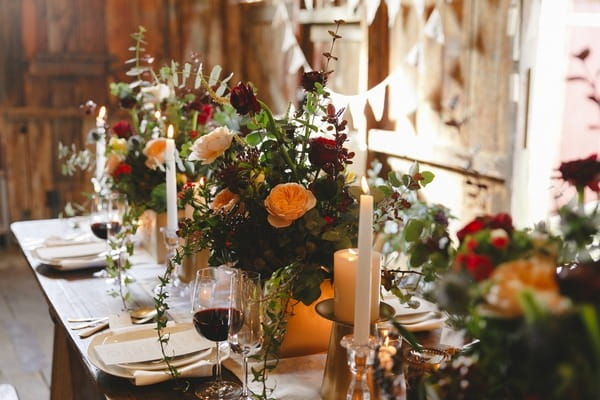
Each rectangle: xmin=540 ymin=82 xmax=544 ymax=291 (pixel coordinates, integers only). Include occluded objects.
xmin=0 ymin=243 xmax=52 ymax=400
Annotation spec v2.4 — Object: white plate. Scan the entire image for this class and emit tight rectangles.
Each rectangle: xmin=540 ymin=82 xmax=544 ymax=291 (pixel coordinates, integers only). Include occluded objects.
xmin=88 ymin=323 xmax=223 ymax=378
xmin=32 ymin=242 xmax=107 ymax=271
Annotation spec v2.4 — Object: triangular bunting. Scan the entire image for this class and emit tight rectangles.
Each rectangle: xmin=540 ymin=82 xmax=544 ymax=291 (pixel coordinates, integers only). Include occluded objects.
xmin=405 ymin=43 xmax=421 ymax=67
xmin=385 ymin=0 xmax=401 ymax=27
xmin=272 ymin=2 xmax=287 ymax=27
xmin=281 ymin=25 xmax=296 ymax=52
xmin=366 ymin=0 xmax=382 ymax=25
xmin=347 ymin=0 xmax=360 ymax=13
xmin=288 ymin=46 xmax=307 ymax=74
xmin=367 ymin=81 xmax=387 ymax=122
xmin=304 ymin=0 xmax=314 ymax=10
xmin=424 ymin=8 xmax=445 ymax=44
xmin=348 ymin=94 xmax=368 ymax=130
xmin=328 ymin=91 xmax=351 ymax=115
xmin=412 ymin=0 xmax=425 ymax=18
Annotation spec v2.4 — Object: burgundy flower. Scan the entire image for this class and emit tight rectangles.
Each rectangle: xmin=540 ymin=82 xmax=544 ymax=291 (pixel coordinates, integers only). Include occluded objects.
xmin=112 ymin=120 xmax=133 ymax=139
xmin=558 ymin=154 xmax=600 ymax=192
xmin=491 ymin=236 xmax=509 ymax=250
xmin=456 ymin=218 xmax=486 ymax=242
xmin=112 ymin=162 xmax=132 ymax=181
xmin=301 ymin=71 xmax=328 ymax=92
xmin=489 ymin=213 xmax=514 ymax=234
xmin=309 ymin=137 xmax=337 ymax=170
xmin=197 ymin=103 xmax=214 ymax=125
xmin=230 ymin=82 xmax=260 ymax=115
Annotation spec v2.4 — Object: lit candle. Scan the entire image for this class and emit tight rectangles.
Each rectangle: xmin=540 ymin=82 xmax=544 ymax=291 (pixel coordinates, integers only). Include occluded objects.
xmin=165 ymin=125 xmax=178 ymax=231
xmin=333 ymin=248 xmax=381 ymax=324
xmin=95 ymin=106 xmax=107 ymax=183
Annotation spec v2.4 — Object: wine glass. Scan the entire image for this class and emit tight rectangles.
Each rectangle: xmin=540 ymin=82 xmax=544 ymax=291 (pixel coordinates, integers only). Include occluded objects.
xmin=89 ymin=192 xmax=127 ymax=281
xmin=228 ymin=271 xmax=263 ymax=400
xmin=191 ymin=267 xmax=243 ymax=399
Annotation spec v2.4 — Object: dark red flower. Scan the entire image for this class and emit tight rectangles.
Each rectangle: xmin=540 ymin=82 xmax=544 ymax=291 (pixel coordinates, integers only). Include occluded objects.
xmin=464 ymin=253 xmax=494 ymax=282
xmin=491 ymin=236 xmax=509 ymax=250
xmin=558 ymin=154 xmax=600 ymax=192
xmin=301 ymin=71 xmax=328 ymax=92
xmin=112 ymin=162 xmax=132 ymax=181
xmin=112 ymin=120 xmax=133 ymax=139
xmin=189 ymin=130 xmax=199 ymax=139
xmin=309 ymin=137 xmax=337 ymax=170
xmin=456 ymin=218 xmax=486 ymax=242
xmin=466 ymin=238 xmax=478 ymax=252
xmin=197 ymin=103 xmax=214 ymax=125
xmin=230 ymin=82 xmax=260 ymax=115
xmin=490 ymin=213 xmax=514 ymax=234
xmin=324 ymin=215 xmax=334 ymax=225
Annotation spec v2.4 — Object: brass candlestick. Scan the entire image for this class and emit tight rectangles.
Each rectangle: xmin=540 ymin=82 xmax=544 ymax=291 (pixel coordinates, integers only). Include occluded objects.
xmin=316 ymin=299 xmax=395 ymax=400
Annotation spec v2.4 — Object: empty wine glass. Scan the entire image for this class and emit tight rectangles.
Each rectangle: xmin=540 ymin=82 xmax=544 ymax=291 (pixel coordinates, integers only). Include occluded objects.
xmin=191 ymin=267 xmax=243 ymax=399
xmin=228 ymin=271 xmax=263 ymax=400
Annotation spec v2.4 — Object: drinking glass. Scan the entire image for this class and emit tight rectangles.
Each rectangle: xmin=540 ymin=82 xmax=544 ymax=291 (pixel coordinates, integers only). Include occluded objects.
xmin=90 ymin=192 xmax=126 ymax=280
xmin=228 ymin=271 xmax=263 ymax=399
xmin=191 ymin=267 xmax=243 ymax=399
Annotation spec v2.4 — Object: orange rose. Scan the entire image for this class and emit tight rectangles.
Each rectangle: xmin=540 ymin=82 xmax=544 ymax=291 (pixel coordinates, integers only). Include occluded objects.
xmin=484 ymin=256 xmax=567 ymax=316
xmin=104 ymin=153 xmax=123 ymax=175
xmin=211 ymin=188 xmax=240 ymax=214
xmin=264 ymin=183 xmax=316 ymax=228
xmin=143 ymin=138 xmax=167 ymax=169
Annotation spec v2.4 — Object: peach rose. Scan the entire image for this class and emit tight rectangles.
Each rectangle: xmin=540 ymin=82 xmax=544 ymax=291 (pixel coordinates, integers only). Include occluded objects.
xmin=484 ymin=256 xmax=567 ymax=316
xmin=104 ymin=153 xmax=123 ymax=175
xmin=264 ymin=183 xmax=316 ymax=228
xmin=211 ymin=188 xmax=240 ymax=214
xmin=143 ymin=138 xmax=167 ymax=169
xmin=188 ymin=127 xmax=234 ymax=165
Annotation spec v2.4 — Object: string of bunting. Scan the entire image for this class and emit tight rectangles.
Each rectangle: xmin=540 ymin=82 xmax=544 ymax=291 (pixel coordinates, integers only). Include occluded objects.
xmin=275 ymin=0 xmax=445 ymax=129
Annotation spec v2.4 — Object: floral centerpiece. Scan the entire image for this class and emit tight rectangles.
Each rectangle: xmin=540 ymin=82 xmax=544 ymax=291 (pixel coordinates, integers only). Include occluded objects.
xmin=416 ymin=211 xmax=600 ymax=400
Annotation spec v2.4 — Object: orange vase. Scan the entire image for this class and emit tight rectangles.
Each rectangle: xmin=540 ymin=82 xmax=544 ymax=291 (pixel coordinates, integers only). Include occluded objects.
xmin=279 ymin=280 xmax=334 ymax=358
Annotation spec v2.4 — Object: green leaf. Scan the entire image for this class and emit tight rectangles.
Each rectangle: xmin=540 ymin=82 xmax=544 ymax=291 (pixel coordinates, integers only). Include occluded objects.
xmin=245 ymin=132 xmax=262 ymax=146
xmin=409 ymin=244 xmax=427 ymax=267
xmin=404 ymin=219 xmax=424 ymax=242
xmin=420 ymin=170 xmax=435 ymax=186
xmin=388 ymin=171 xmax=402 ymax=187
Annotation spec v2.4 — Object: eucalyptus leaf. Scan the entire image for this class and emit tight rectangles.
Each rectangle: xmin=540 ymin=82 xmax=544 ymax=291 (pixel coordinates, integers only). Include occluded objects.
xmin=404 ymin=219 xmax=424 ymax=242
xmin=209 ymin=65 xmax=222 ymax=86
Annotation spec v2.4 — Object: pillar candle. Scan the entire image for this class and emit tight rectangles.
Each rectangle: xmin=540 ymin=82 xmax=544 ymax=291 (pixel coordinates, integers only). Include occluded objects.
xmin=333 ymin=248 xmax=381 ymax=325
xmin=165 ymin=125 xmax=178 ymax=231
xmin=95 ymin=106 xmax=107 ymax=183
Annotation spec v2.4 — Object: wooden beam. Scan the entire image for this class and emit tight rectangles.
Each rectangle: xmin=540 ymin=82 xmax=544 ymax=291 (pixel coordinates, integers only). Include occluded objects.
xmin=29 ymin=54 xmax=112 ymax=77
xmin=2 ymin=107 xmax=83 ymax=120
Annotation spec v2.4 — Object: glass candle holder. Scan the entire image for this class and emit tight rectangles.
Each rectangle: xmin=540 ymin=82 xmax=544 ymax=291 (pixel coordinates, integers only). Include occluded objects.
xmin=340 ymin=334 xmax=379 ymax=400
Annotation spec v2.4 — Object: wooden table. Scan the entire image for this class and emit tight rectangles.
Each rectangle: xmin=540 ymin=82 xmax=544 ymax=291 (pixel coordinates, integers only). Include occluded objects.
xmin=11 ymin=219 xmax=238 ymax=400
xmin=11 ymin=218 xmax=461 ymax=400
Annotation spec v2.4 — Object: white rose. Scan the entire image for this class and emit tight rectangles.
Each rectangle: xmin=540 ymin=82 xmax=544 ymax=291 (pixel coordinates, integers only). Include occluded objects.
xmin=141 ymin=83 xmax=171 ymax=104
xmin=188 ymin=127 xmax=235 ymax=165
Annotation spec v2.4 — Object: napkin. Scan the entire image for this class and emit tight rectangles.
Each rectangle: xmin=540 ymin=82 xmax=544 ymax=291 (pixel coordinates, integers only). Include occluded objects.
xmin=132 ymin=357 xmax=214 ymax=386
xmin=401 ymin=314 xmax=447 ymax=332
xmin=35 ymin=242 xmax=107 ymax=260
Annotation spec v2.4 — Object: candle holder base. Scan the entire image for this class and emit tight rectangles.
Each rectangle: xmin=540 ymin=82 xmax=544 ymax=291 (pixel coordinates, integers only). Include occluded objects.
xmin=316 ymin=299 xmax=395 ymax=400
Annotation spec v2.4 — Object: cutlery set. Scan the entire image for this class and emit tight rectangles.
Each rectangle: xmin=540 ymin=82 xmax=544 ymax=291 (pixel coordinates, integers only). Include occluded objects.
xmin=70 ymin=308 xmax=158 ymax=338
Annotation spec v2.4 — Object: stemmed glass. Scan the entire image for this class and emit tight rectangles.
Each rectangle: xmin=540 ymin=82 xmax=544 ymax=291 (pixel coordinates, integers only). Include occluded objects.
xmin=228 ymin=271 xmax=263 ymax=400
xmin=90 ymin=192 xmax=126 ymax=280
xmin=191 ymin=267 xmax=243 ymax=399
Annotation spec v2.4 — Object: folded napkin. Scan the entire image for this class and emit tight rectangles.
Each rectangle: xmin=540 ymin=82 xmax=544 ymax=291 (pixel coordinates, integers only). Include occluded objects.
xmin=43 ymin=234 xmax=96 ymax=247
xmin=132 ymin=357 xmax=214 ymax=386
xmin=35 ymin=242 xmax=107 ymax=260
xmin=401 ymin=314 xmax=447 ymax=332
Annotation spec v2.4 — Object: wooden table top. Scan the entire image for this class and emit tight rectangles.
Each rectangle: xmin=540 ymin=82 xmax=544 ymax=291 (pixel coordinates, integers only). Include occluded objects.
xmin=11 ymin=219 xmax=237 ymax=400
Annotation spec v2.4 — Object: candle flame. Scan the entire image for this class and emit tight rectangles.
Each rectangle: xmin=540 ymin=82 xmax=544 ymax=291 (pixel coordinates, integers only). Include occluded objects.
xmin=167 ymin=125 xmax=174 ymax=139
xmin=97 ymin=106 xmax=106 ymax=120
xmin=384 ymin=336 xmax=389 ymax=347
xmin=198 ymin=176 xmax=206 ymax=186
xmin=154 ymin=110 xmax=161 ymax=120
xmin=361 ymin=176 xmax=370 ymax=195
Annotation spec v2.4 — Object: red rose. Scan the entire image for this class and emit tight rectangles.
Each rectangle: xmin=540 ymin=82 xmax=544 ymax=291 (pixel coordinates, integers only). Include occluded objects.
xmin=112 ymin=162 xmax=132 ymax=181
xmin=189 ymin=130 xmax=199 ymax=139
xmin=309 ymin=137 xmax=338 ymax=173
xmin=558 ymin=154 xmax=600 ymax=192
xmin=491 ymin=236 xmax=509 ymax=250
xmin=112 ymin=120 xmax=133 ymax=139
xmin=466 ymin=238 xmax=478 ymax=251
xmin=197 ymin=103 xmax=214 ymax=125
xmin=490 ymin=213 xmax=514 ymax=234
xmin=456 ymin=218 xmax=486 ymax=242
xmin=230 ymin=82 xmax=260 ymax=115
xmin=464 ymin=253 xmax=494 ymax=281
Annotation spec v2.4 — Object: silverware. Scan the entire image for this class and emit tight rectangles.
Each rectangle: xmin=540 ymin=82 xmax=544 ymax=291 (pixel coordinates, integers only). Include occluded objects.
xmin=70 ymin=317 xmax=109 ymax=330
xmin=79 ymin=321 xmax=109 ymax=338
xmin=68 ymin=316 xmax=106 ymax=323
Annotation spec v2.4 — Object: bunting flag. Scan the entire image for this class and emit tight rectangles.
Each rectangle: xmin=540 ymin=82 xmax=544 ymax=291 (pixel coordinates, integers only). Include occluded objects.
xmin=348 ymin=95 xmax=368 ymax=130
xmin=365 ymin=0 xmax=382 ymax=25
xmin=405 ymin=43 xmax=421 ymax=66
xmin=366 ymin=81 xmax=387 ymax=121
xmin=424 ymin=8 xmax=445 ymax=44
xmin=385 ymin=0 xmax=402 ymax=27
xmin=412 ymin=0 xmax=425 ymax=18
xmin=281 ymin=24 xmax=296 ymax=52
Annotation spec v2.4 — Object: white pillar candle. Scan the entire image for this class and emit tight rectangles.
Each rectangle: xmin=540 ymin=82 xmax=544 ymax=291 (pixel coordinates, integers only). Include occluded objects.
xmin=165 ymin=125 xmax=178 ymax=231
xmin=95 ymin=106 xmax=107 ymax=183
xmin=333 ymin=248 xmax=381 ymax=325
xmin=355 ymin=177 xmax=374 ymax=344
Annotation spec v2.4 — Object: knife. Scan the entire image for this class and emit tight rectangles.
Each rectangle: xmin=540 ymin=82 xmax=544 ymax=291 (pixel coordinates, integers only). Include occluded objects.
xmin=79 ymin=321 xmax=109 ymax=338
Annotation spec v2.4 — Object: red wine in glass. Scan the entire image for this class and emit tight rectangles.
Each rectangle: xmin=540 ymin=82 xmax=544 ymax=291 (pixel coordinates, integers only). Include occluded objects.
xmin=193 ymin=308 xmax=243 ymax=342
xmin=90 ymin=221 xmax=122 ymax=240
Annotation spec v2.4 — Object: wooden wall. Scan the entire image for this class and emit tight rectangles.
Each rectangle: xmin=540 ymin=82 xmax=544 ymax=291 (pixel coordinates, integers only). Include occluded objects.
xmin=0 ymin=0 xmax=527 ymax=226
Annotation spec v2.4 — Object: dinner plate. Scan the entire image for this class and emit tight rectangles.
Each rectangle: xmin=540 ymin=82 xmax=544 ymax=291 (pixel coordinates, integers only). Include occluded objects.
xmin=88 ymin=323 xmax=223 ymax=378
xmin=32 ymin=242 xmax=107 ymax=271
xmin=118 ymin=348 xmax=213 ymax=371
